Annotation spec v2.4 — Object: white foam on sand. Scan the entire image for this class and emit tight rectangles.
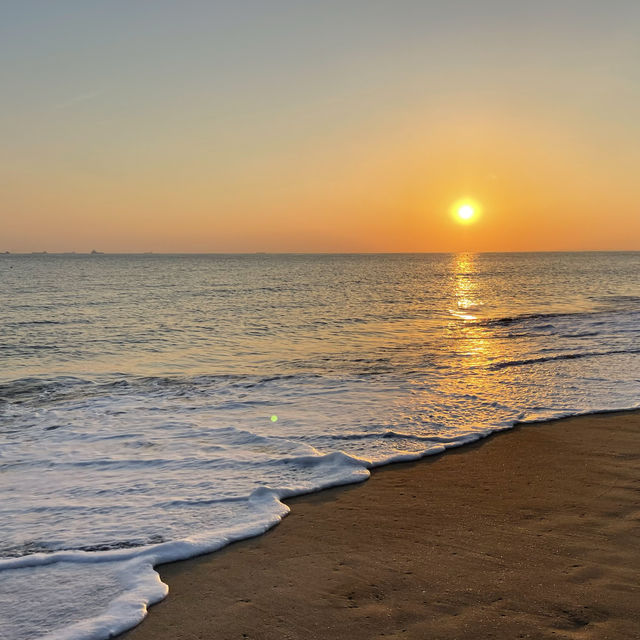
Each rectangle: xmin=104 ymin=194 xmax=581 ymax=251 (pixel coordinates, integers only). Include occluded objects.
xmin=4 ymin=399 xmax=640 ymax=640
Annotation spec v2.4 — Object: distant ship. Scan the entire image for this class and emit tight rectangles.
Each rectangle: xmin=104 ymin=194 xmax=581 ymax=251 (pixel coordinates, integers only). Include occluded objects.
xmin=90 ymin=249 xmax=104 ymax=255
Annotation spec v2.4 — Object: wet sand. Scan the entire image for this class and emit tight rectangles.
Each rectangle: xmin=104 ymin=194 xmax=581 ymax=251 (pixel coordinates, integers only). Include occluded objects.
xmin=123 ymin=410 xmax=640 ymax=639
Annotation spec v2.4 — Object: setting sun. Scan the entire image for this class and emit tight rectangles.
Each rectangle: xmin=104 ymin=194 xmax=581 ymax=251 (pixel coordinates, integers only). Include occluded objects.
xmin=458 ymin=205 xmax=475 ymax=221
xmin=451 ymin=200 xmax=481 ymax=226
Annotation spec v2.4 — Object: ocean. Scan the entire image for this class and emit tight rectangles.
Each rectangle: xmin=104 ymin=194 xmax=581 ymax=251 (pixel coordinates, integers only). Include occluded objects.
xmin=1 ymin=252 xmax=639 ymax=640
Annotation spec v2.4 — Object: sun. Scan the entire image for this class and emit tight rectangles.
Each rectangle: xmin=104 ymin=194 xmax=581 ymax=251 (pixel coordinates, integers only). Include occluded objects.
xmin=451 ymin=199 xmax=481 ymax=225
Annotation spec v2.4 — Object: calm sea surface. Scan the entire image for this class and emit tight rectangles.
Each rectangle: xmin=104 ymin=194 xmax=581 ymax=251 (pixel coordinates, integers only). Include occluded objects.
xmin=1 ymin=253 xmax=639 ymax=639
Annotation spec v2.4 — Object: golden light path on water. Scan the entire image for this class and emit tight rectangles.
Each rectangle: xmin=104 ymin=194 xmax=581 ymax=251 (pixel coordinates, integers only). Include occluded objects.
xmin=399 ymin=252 xmax=515 ymax=436
xmin=449 ymin=253 xmax=497 ymax=369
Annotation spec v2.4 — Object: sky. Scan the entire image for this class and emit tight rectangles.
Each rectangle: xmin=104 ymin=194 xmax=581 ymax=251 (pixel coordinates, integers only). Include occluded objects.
xmin=1 ymin=1 xmax=639 ymax=252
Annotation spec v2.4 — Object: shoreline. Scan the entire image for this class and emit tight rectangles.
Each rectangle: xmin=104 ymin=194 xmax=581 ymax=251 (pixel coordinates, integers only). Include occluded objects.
xmin=122 ymin=409 xmax=640 ymax=639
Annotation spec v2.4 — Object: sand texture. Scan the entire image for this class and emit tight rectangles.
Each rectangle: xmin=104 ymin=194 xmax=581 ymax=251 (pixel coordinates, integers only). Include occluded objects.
xmin=123 ymin=411 xmax=640 ymax=639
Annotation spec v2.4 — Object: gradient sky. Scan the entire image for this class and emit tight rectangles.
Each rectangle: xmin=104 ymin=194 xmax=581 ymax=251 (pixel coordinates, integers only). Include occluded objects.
xmin=2 ymin=1 xmax=639 ymax=252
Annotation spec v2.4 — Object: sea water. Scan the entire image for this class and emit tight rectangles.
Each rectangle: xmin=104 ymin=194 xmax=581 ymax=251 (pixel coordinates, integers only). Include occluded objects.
xmin=1 ymin=252 xmax=639 ymax=639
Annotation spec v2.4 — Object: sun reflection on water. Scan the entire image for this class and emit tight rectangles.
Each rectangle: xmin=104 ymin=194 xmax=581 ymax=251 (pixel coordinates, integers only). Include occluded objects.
xmin=450 ymin=253 xmax=482 ymax=321
xmin=396 ymin=253 xmax=518 ymax=437
xmin=448 ymin=253 xmax=495 ymax=368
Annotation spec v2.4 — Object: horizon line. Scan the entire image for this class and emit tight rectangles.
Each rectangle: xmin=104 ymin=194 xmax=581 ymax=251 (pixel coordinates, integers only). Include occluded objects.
xmin=2 ymin=249 xmax=639 ymax=256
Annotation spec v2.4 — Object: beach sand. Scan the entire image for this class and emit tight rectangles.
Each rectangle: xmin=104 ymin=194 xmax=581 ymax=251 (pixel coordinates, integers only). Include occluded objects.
xmin=123 ymin=411 xmax=640 ymax=639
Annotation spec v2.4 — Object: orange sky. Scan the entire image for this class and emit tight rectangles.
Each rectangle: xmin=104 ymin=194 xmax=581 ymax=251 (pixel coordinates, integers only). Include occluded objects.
xmin=2 ymin=2 xmax=639 ymax=252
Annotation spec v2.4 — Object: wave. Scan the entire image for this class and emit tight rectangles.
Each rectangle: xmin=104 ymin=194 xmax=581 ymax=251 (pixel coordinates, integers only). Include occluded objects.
xmin=0 ymin=372 xmax=322 ymax=406
xmin=483 ymin=301 xmax=640 ymax=328
xmin=590 ymin=294 xmax=640 ymax=307
xmin=0 ymin=376 xmax=89 ymax=404
xmin=491 ymin=348 xmax=640 ymax=370
xmin=483 ymin=310 xmax=601 ymax=327
xmin=329 ymin=429 xmax=482 ymax=445
xmin=6 ymin=320 xmax=67 ymax=326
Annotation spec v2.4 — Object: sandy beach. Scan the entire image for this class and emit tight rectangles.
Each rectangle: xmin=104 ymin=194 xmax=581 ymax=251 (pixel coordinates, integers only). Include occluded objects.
xmin=123 ymin=410 xmax=640 ymax=640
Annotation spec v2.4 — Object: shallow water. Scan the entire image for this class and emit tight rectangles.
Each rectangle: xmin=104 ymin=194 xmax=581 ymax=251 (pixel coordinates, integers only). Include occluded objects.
xmin=1 ymin=252 xmax=639 ymax=639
